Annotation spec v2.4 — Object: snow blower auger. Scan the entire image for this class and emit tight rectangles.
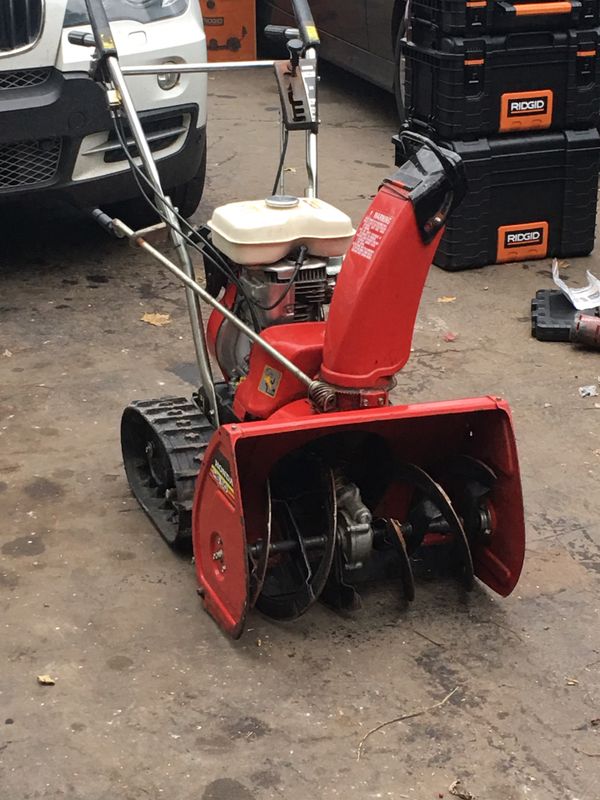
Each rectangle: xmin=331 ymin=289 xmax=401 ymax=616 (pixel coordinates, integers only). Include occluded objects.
xmin=73 ymin=0 xmax=525 ymax=638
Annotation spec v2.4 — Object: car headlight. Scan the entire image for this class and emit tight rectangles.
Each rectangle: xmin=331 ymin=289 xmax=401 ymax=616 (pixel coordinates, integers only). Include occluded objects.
xmin=64 ymin=0 xmax=190 ymax=27
xmin=157 ymin=63 xmax=181 ymax=91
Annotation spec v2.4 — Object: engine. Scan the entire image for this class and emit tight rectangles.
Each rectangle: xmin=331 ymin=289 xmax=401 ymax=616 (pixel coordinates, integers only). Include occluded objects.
xmin=238 ymin=253 xmax=341 ymax=326
xmin=203 ymin=195 xmax=355 ymax=381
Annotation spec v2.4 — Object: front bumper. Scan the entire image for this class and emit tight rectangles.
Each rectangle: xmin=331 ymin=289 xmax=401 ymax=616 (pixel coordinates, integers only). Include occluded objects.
xmin=0 ymin=68 xmax=205 ymax=207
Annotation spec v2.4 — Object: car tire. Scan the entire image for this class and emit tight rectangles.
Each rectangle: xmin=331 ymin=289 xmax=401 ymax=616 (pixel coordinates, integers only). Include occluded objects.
xmin=393 ymin=20 xmax=407 ymax=124
xmin=107 ymin=139 xmax=207 ymax=229
xmin=169 ymin=138 xmax=207 ymax=219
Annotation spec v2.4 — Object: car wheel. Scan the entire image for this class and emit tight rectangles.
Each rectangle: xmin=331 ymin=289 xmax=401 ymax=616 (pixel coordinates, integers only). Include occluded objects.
xmin=393 ymin=19 xmax=407 ymax=124
xmin=169 ymin=138 xmax=207 ymax=219
xmin=107 ymin=139 xmax=207 ymax=229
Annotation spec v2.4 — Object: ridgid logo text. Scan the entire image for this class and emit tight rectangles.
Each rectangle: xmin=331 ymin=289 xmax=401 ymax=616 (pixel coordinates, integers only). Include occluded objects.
xmin=508 ymin=97 xmax=548 ymax=116
xmin=504 ymin=227 xmax=544 ymax=247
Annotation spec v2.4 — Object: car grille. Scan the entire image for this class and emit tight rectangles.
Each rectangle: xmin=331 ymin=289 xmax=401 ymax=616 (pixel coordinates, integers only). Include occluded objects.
xmin=0 ymin=68 xmax=51 ymax=90
xmin=0 ymin=138 xmax=61 ymax=190
xmin=103 ymin=114 xmax=188 ymax=163
xmin=0 ymin=0 xmax=44 ymax=53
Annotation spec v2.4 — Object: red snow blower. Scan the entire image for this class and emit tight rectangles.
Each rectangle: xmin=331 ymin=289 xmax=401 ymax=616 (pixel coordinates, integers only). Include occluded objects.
xmin=74 ymin=0 xmax=525 ymax=638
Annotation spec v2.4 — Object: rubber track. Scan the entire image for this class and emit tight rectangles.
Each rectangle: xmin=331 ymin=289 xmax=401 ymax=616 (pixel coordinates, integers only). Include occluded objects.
xmin=122 ymin=397 xmax=214 ymax=546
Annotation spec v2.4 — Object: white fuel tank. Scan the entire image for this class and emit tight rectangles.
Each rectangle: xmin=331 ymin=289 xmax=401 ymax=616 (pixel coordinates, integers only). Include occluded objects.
xmin=208 ymin=195 xmax=355 ymax=265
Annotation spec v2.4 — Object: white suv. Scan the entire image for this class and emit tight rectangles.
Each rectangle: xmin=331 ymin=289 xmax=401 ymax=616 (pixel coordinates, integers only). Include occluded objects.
xmin=0 ymin=0 xmax=208 ymax=218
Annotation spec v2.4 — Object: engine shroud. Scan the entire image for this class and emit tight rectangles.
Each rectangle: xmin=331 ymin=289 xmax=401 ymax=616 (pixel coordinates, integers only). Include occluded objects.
xmin=213 ymin=252 xmax=342 ymax=381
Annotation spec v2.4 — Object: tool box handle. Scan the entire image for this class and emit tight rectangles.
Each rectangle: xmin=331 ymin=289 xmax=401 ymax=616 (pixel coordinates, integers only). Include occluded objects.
xmin=291 ymin=0 xmax=321 ymax=49
xmin=496 ymin=0 xmax=580 ymax=16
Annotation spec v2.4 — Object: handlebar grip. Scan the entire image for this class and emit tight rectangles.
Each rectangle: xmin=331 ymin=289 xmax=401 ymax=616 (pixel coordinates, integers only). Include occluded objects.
xmin=83 ymin=0 xmax=117 ymax=55
xmin=264 ymin=24 xmax=300 ymax=41
xmin=90 ymin=208 xmax=117 ymax=236
xmin=67 ymin=30 xmax=96 ymax=47
xmin=291 ymin=0 xmax=320 ymax=48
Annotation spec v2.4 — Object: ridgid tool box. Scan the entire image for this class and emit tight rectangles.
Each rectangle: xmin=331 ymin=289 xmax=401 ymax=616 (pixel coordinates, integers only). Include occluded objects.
xmin=409 ymin=0 xmax=600 ymax=38
xmin=393 ymin=129 xmax=600 ymax=269
xmin=199 ymin=0 xmax=257 ymax=61
xmin=403 ymin=27 xmax=600 ymax=138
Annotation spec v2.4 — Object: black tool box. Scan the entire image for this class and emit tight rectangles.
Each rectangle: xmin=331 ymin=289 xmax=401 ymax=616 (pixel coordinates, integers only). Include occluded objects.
xmin=409 ymin=0 xmax=600 ymax=38
xmin=402 ymin=28 xmax=600 ymax=138
xmin=394 ymin=128 xmax=600 ymax=270
xmin=531 ymin=288 xmax=599 ymax=340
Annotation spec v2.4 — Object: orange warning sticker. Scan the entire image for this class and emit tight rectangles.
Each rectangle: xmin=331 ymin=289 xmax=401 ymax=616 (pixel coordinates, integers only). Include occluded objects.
xmin=497 ymin=221 xmax=549 ymax=262
xmin=500 ymin=90 xmax=553 ymax=132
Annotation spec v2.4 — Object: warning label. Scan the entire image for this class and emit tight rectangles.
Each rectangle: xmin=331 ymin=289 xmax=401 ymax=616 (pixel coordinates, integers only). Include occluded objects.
xmin=258 ymin=365 xmax=282 ymax=398
xmin=210 ymin=450 xmax=235 ymax=503
xmin=351 ymin=210 xmax=392 ymax=261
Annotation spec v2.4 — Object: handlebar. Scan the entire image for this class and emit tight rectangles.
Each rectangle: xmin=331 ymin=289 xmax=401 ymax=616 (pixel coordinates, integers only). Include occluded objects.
xmin=291 ymin=0 xmax=320 ymax=49
xmin=82 ymin=0 xmax=117 ymax=56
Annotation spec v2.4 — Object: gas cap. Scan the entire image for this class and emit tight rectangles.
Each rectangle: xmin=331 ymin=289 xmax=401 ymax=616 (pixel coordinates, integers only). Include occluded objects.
xmin=265 ymin=195 xmax=300 ymax=209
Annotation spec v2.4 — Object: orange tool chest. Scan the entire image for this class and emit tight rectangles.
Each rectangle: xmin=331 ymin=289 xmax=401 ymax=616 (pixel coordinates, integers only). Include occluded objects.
xmin=199 ymin=0 xmax=257 ymax=61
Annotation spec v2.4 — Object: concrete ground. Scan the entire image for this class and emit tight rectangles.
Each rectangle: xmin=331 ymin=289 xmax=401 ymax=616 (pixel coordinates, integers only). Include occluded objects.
xmin=1 ymin=66 xmax=599 ymax=800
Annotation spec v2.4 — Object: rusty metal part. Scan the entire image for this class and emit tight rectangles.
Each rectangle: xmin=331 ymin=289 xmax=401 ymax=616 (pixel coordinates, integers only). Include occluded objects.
xmin=247 ymin=483 xmax=273 ymax=608
xmin=387 ymin=518 xmax=416 ymax=602
xmin=570 ymin=312 xmax=600 ymax=350
xmin=397 ymin=463 xmax=475 ymax=591
xmin=254 ymin=455 xmax=336 ymax=620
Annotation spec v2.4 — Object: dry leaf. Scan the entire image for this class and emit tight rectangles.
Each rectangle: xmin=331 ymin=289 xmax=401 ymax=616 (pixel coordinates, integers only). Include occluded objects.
xmin=37 ymin=674 xmax=55 ymax=686
xmin=437 ymin=296 xmax=457 ymax=304
xmin=443 ymin=332 xmax=458 ymax=343
xmin=141 ymin=312 xmax=171 ymax=328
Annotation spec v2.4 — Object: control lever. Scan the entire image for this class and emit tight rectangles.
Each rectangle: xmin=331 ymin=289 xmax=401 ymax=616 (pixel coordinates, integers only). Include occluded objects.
xmin=264 ymin=24 xmax=300 ymax=42
xmin=287 ymin=38 xmax=304 ymax=75
xmin=68 ymin=30 xmax=96 ymax=47
xmin=274 ymin=55 xmax=318 ymax=133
